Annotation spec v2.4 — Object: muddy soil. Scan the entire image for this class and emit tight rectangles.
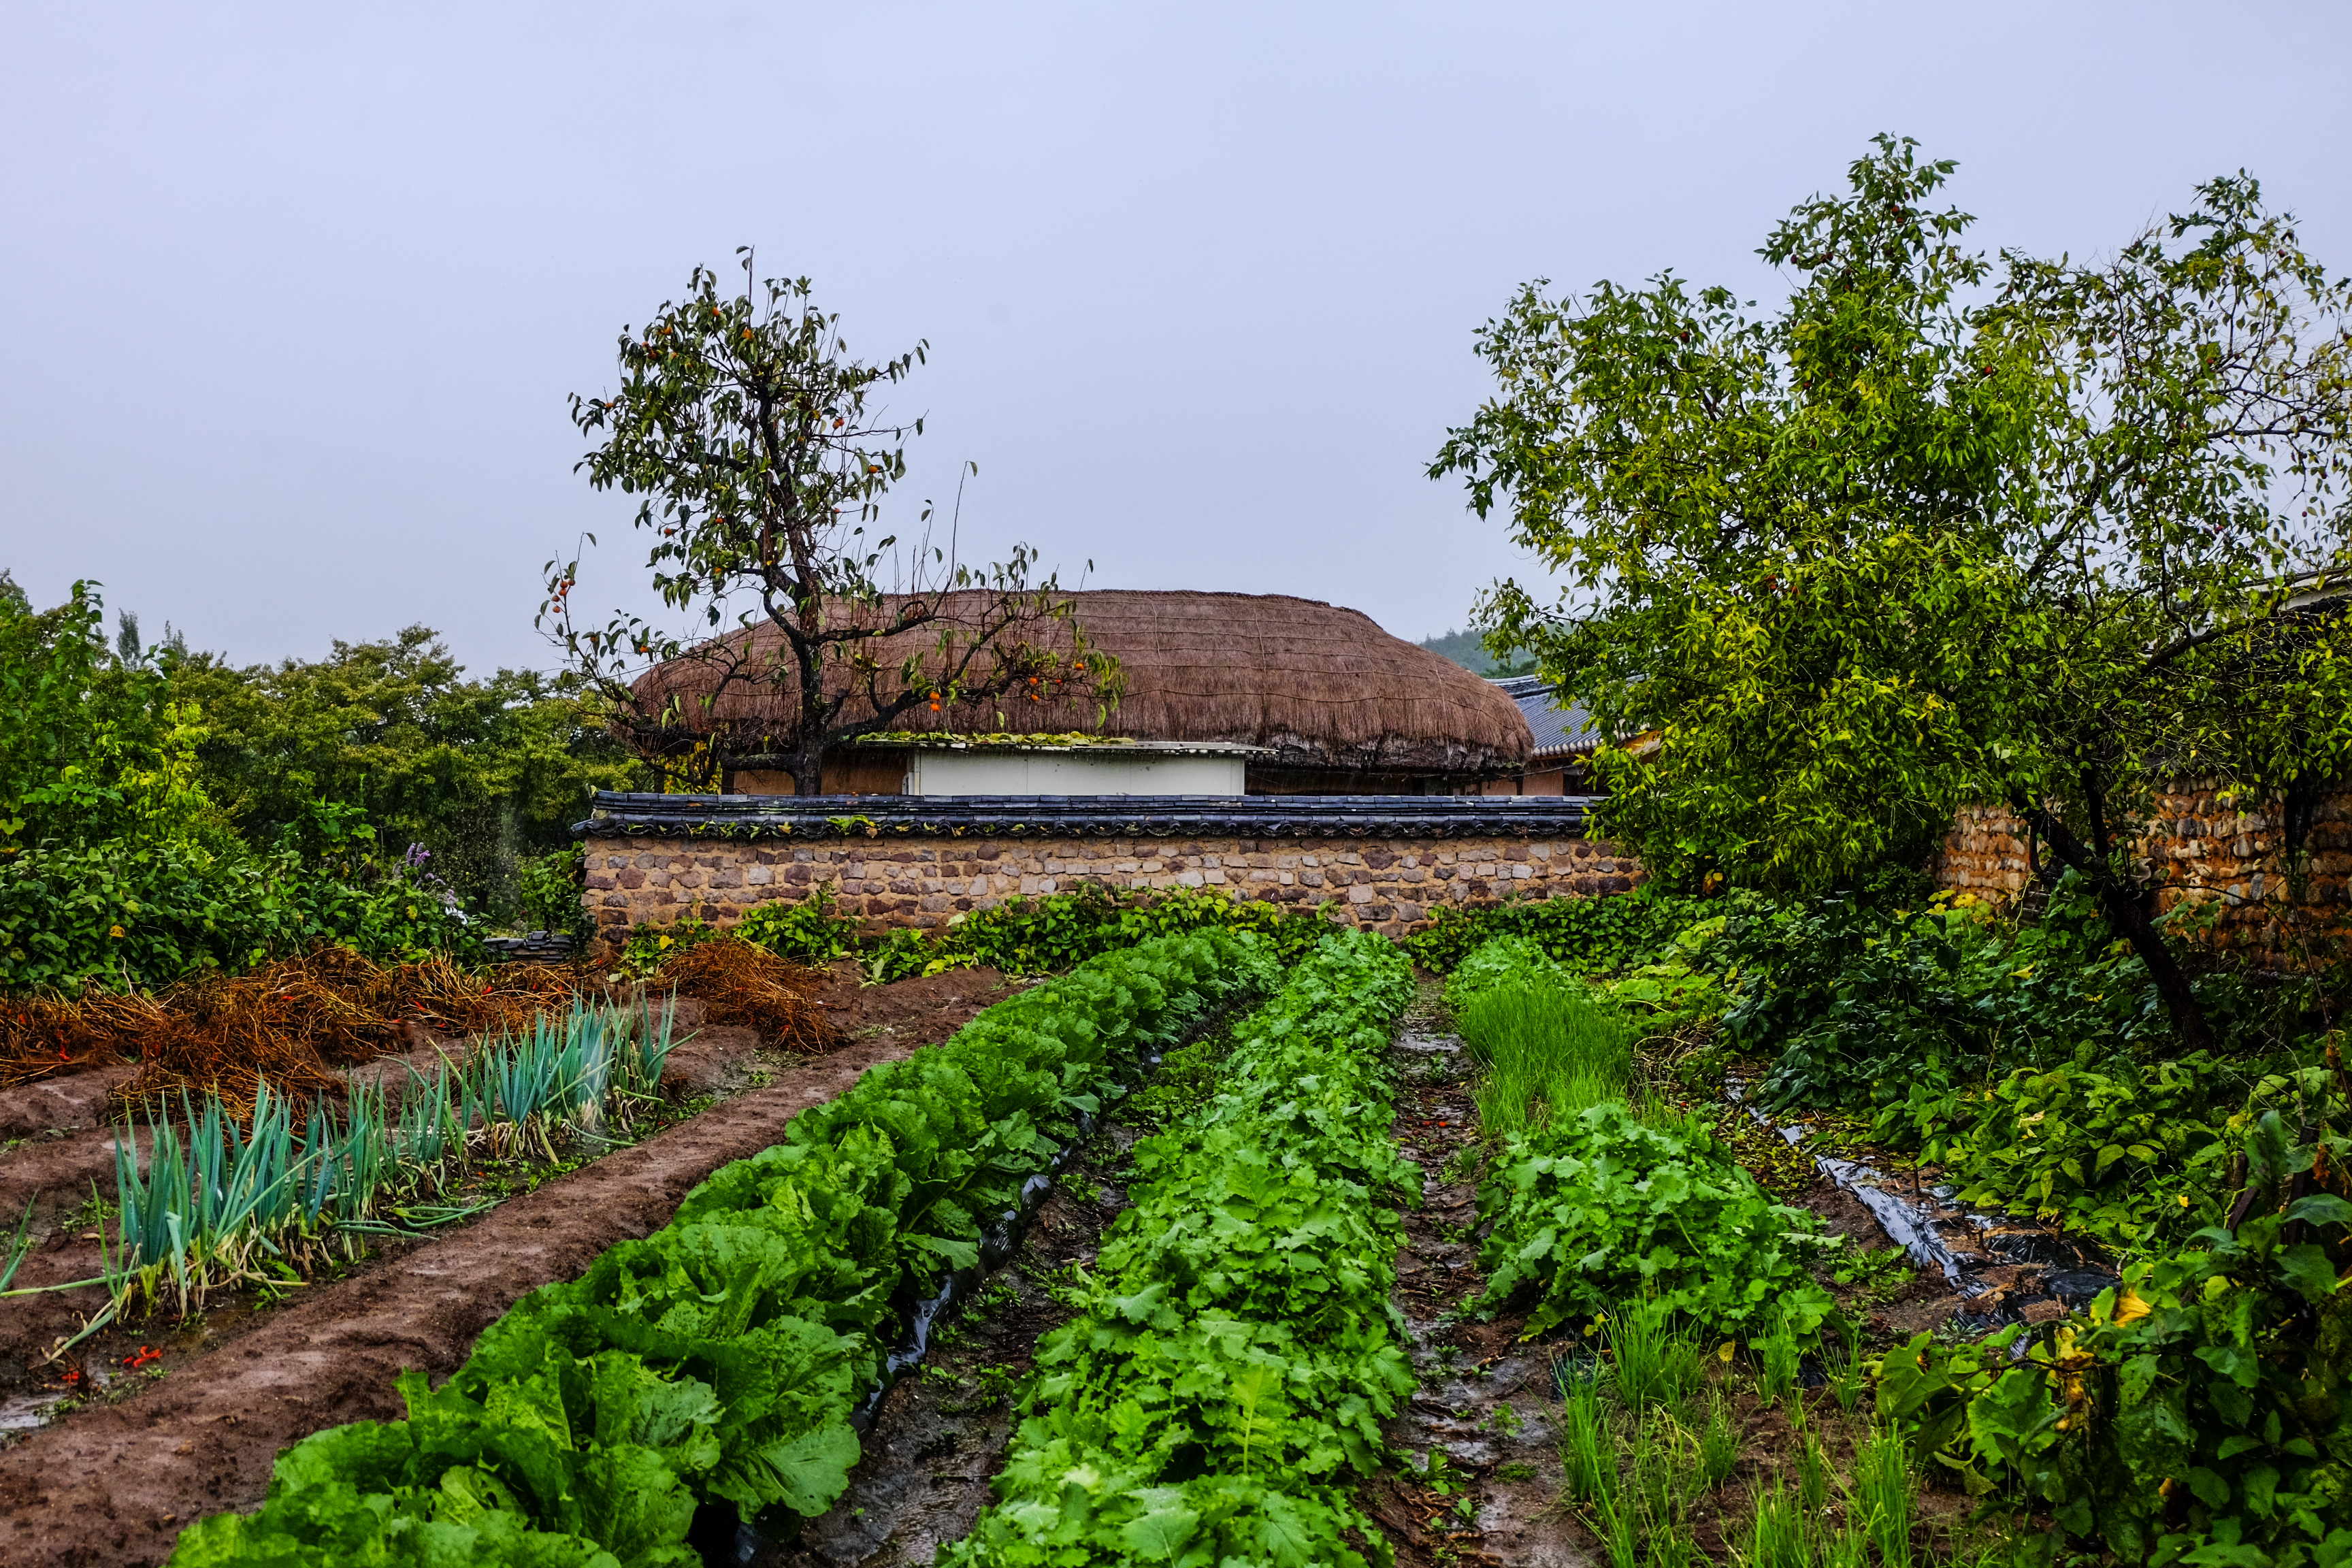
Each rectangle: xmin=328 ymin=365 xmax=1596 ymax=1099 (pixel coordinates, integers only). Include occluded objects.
xmin=0 ymin=965 xmax=1015 ymax=1568
xmin=750 ymin=1124 xmax=1139 ymax=1568
xmin=1776 ymin=1173 xmax=1993 ymax=1341
xmin=803 ymin=961 xmax=1013 ymax=1047
xmin=1359 ymin=979 xmax=1595 ymax=1568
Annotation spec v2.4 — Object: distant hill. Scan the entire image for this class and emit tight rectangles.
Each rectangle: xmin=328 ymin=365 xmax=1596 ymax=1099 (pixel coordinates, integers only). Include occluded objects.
xmin=1419 ymin=627 xmax=1536 ymax=679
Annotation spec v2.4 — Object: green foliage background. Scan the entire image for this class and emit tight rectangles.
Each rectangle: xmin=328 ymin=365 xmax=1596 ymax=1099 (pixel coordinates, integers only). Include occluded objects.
xmin=169 ymin=624 xmax=639 ymax=922
xmin=0 ymin=577 xmax=636 ymax=991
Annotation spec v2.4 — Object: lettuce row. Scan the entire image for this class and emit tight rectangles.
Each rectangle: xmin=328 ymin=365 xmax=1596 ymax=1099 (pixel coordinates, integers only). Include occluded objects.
xmin=168 ymin=930 xmax=1274 ymax=1568
xmin=941 ymin=928 xmax=1419 ymax=1568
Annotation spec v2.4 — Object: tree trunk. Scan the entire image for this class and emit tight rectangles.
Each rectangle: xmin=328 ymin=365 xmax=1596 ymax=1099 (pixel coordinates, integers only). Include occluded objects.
xmin=2011 ymin=792 xmax=2216 ymax=1052
xmin=792 ymin=736 xmax=828 ymax=797
xmin=789 ymin=607 xmax=829 ymax=798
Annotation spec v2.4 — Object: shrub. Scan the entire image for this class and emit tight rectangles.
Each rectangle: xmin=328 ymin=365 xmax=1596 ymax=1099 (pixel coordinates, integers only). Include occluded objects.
xmin=514 ymin=846 xmax=590 ymax=942
xmin=1726 ymin=877 xmax=2322 ymax=1117
xmin=0 ymin=832 xmax=477 ymax=994
xmin=1403 ymin=889 xmax=1716 ymax=974
xmin=0 ymin=585 xmax=489 ymax=994
xmin=698 ymin=881 xmax=1337 ymax=982
xmin=1882 ymin=1051 xmax=2268 ymax=1254
xmin=732 ymin=883 xmax=860 ymax=967
xmin=1875 ymin=1111 xmax=2352 ymax=1563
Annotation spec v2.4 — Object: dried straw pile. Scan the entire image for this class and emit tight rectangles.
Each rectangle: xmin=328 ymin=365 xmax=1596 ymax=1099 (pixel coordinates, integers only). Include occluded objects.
xmin=0 ymin=947 xmax=586 ymax=1112
xmin=653 ymin=936 xmax=834 ymax=1052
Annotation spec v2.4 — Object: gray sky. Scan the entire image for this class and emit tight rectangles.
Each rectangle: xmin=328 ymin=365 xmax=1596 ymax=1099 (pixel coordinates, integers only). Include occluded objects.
xmin=5 ymin=2 xmax=2347 ymax=674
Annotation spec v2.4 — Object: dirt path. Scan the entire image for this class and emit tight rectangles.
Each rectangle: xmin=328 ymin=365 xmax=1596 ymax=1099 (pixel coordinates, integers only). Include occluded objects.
xmin=1360 ymin=977 xmax=1595 ymax=1568
xmin=741 ymin=1006 xmax=1249 ymax=1567
xmin=753 ymin=1124 xmax=1139 ymax=1567
xmin=0 ymin=966 xmax=1017 ymax=1568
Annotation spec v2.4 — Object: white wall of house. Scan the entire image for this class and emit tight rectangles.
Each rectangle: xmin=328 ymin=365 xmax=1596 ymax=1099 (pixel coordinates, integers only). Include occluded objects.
xmin=905 ymin=748 xmax=1246 ymax=796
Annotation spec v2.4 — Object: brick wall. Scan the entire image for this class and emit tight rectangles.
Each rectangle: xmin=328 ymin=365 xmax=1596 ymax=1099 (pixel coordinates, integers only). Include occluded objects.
xmin=1933 ymin=781 xmax=2352 ymax=961
xmin=585 ymin=831 xmax=1641 ymax=947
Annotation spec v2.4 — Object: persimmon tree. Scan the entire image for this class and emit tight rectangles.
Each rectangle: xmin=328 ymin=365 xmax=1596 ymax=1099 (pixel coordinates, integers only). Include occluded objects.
xmin=1435 ymin=137 xmax=2352 ymax=1049
xmin=544 ymin=257 xmax=1117 ymax=796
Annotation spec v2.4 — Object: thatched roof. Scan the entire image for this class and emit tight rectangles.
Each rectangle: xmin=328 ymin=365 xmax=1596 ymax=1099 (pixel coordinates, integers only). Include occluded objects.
xmin=630 ymin=589 xmax=1533 ymax=774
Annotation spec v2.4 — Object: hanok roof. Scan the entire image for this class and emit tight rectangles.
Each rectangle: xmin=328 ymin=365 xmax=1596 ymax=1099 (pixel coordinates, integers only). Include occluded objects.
xmin=1491 ymin=675 xmax=1603 ymax=760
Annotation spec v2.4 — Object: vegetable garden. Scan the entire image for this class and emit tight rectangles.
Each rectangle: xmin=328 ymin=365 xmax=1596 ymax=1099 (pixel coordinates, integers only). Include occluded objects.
xmin=7 ymin=612 xmax=2352 ymax=1565
xmin=7 ymin=134 xmax=2352 ymax=1568
xmin=3 ymin=854 xmax=2336 ymax=1568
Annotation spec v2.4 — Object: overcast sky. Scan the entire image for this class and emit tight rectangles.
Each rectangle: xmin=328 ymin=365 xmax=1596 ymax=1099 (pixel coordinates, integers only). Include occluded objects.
xmin=4 ymin=2 xmax=2347 ymax=675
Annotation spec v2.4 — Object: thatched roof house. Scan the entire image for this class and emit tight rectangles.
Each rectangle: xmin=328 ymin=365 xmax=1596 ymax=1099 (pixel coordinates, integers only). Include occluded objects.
xmin=630 ymin=589 xmax=1533 ymax=795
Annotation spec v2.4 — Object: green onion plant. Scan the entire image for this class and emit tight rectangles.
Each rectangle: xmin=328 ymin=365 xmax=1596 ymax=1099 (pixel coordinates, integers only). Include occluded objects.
xmin=103 ymin=992 xmax=681 ymax=1319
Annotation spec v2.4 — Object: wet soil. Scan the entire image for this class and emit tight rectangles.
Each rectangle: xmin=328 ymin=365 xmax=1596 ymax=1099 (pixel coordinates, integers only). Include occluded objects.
xmin=750 ymin=1125 xmax=1139 ymax=1568
xmin=1720 ymin=1075 xmax=2120 ymax=1341
xmin=1360 ymin=979 xmax=1595 ymax=1568
xmin=0 ymin=965 xmax=1015 ymax=1568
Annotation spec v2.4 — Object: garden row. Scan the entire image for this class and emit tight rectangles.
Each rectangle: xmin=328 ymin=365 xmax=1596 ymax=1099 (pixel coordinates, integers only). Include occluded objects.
xmin=1435 ymin=887 xmax=2352 ymax=1565
xmin=1441 ymin=936 xmax=1925 ymax=1563
xmin=46 ymin=996 xmax=682 ymax=1326
xmin=166 ymin=929 xmax=1273 ymax=1566
xmin=943 ymin=928 xmax=1418 ymax=1567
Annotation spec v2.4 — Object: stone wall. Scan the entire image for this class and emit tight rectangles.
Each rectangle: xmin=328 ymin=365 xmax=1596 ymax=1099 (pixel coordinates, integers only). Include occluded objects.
xmin=585 ymin=831 xmax=1639 ymax=947
xmin=1933 ymin=781 xmax=2352 ymax=961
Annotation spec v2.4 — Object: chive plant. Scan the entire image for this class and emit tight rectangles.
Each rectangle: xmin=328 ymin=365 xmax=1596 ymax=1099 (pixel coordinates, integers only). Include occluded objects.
xmin=101 ymin=992 xmax=680 ymax=1318
xmin=0 ymin=1199 xmax=35 ymax=1294
xmin=1551 ymin=1305 xmax=1951 ymax=1568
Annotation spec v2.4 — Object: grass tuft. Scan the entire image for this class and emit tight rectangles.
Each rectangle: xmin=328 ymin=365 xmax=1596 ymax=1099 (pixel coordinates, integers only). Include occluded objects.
xmin=1452 ymin=977 xmax=1633 ymax=1139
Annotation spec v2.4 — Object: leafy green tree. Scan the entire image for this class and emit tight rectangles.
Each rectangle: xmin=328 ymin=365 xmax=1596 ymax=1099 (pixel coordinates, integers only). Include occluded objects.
xmin=0 ymin=580 xmax=219 ymax=854
xmin=169 ymin=627 xmax=637 ymax=918
xmin=0 ymin=586 xmax=480 ymax=990
xmin=547 ymin=257 xmax=1119 ymax=796
xmin=1434 ymin=137 xmax=2352 ymax=1049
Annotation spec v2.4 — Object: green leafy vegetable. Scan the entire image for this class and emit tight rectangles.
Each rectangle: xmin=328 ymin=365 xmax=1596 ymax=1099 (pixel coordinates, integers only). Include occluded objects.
xmin=1475 ymin=1100 xmax=1838 ymax=1339
xmin=944 ymin=930 xmax=1418 ymax=1568
xmin=170 ymin=931 xmax=1273 ymax=1566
